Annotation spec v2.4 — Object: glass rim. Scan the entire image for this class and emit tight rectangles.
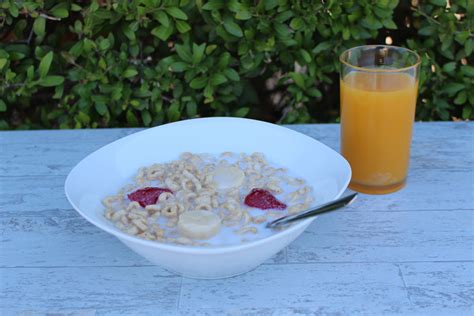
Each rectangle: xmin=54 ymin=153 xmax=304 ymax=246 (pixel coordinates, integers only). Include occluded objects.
xmin=339 ymin=45 xmax=421 ymax=73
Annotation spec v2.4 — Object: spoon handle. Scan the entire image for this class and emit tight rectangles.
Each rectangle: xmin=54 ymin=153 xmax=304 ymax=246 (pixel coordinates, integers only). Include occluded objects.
xmin=266 ymin=192 xmax=358 ymax=228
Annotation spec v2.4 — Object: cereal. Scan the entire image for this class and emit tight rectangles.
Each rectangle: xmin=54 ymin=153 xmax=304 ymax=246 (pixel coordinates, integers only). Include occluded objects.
xmin=103 ymin=152 xmax=313 ymax=246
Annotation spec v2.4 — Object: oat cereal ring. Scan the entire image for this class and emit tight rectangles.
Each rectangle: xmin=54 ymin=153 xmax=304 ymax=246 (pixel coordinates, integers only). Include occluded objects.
xmin=180 ymin=152 xmax=193 ymax=160
xmin=235 ymin=226 xmax=258 ymax=235
xmin=126 ymin=201 xmax=141 ymax=211
xmin=158 ymin=192 xmax=174 ymax=202
xmin=162 ymin=204 xmax=179 ymax=217
xmin=102 ymin=196 xmax=119 ymax=208
xmin=132 ymin=218 xmax=148 ymax=231
xmin=105 ymin=208 xmax=114 ymax=220
xmin=145 ymin=204 xmax=161 ymax=214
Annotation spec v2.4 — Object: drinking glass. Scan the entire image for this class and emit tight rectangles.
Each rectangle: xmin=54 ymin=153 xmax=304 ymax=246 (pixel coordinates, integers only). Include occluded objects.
xmin=340 ymin=45 xmax=421 ymax=194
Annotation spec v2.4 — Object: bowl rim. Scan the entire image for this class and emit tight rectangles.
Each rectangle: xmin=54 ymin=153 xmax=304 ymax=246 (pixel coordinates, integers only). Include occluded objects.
xmin=65 ymin=117 xmax=351 ymax=255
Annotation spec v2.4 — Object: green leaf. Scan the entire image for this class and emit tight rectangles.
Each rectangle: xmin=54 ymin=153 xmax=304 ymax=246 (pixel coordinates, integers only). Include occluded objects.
xmin=99 ymin=38 xmax=111 ymax=51
xmin=0 ymin=120 xmax=9 ymax=130
xmin=430 ymin=0 xmax=446 ymax=6
xmin=203 ymin=2 xmax=224 ymax=11
xmin=307 ymin=87 xmax=322 ymax=98
xmin=190 ymin=76 xmax=208 ymax=89
xmin=442 ymin=62 xmax=456 ymax=73
xmin=0 ymin=58 xmax=7 ymax=70
xmin=123 ymin=67 xmax=138 ymax=78
xmin=206 ymin=44 xmax=217 ymax=55
xmin=33 ymin=17 xmax=46 ymax=36
xmin=38 ymin=51 xmax=53 ymax=78
xmin=186 ymin=101 xmax=197 ymax=117
xmin=290 ymin=72 xmax=305 ymax=88
xmin=312 ymin=41 xmax=332 ymax=54
xmin=38 ymin=75 xmax=64 ymax=87
xmin=169 ymin=62 xmax=188 ymax=72
xmin=203 ymin=84 xmax=214 ymax=99
xmin=167 ymin=103 xmax=181 ymax=121
xmin=443 ymin=83 xmax=464 ymax=96
xmin=27 ymin=65 xmax=34 ymax=80
xmin=122 ymin=24 xmax=136 ymax=41
xmin=151 ymin=24 xmax=173 ymax=41
xmin=300 ymin=49 xmax=311 ymax=63
xmin=141 ymin=110 xmax=152 ymax=126
xmin=461 ymin=65 xmax=474 ymax=77
xmin=192 ymin=43 xmax=206 ymax=64
xmin=53 ymin=83 xmax=64 ymax=99
xmin=462 ymin=106 xmax=472 ymax=119
xmin=0 ymin=99 xmax=6 ymax=112
xmin=126 ymin=109 xmax=139 ymax=126
xmin=223 ymin=68 xmax=239 ymax=81
xmin=342 ymin=28 xmax=350 ymax=40
xmin=264 ymin=0 xmax=279 ymax=10
xmin=154 ymin=11 xmax=170 ymax=27
xmin=228 ymin=0 xmax=241 ymax=12
xmin=418 ymin=26 xmax=434 ymax=36
xmin=383 ymin=19 xmax=397 ymax=29
xmin=210 ymin=73 xmax=228 ymax=86
xmin=275 ymin=11 xmax=294 ymax=23
xmin=234 ymin=107 xmax=249 ymax=117
xmin=223 ymin=16 xmax=243 ymax=37
xmin=165 ymin=7 xmax=188 ymax=20
xmin=235 ymin=9 xmax=252 ymax=20
xmin=51 ymin=3 xmax=69 ymax=18
xmin=175 ymin=44 xmax=193 ymax=63
xmin=455 ymin=31 xmax=470 ymax=44
xmin=290 ymin=17 xmax=304 ymax=30
xmin=176 ymin=20 xmax=191 ymax=33
xmin=454 ymin=91 xmax=467 ymax=105
xmin=218 ymin=52 xmax=231 ymax=68
xmin=361 ymin=16 xmax=383 ymax=30
xmin=9 ymin=5 xmax=19 ymax=17
xmin=71 ymin=4 xmax=82 ymax=11
xmin=95 ymin=103 xmax=107 ymax=116
xmin=274 ymin=23 xmax=291 ymax=38
xmin=202 ymin=1 xmax=225 ymax=10
xmin=465 ymin=39 xmax=473 ymax=56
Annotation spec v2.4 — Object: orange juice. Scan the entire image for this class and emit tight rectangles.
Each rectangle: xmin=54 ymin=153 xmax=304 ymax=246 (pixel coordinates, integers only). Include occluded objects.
xmin=340 ymin=72 xmax=418 ymax=194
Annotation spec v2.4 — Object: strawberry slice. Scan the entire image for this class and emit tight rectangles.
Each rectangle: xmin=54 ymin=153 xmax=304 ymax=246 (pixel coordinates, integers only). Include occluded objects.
xmin=244 ymin=188 xmax=287 ymax=210
xmin=127 ymin=187 xmax=172 ymax=207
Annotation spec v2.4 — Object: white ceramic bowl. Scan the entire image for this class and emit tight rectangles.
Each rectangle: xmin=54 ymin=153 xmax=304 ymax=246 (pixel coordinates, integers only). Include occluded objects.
xmin=65 ymin=117 xmax=351 ymax=279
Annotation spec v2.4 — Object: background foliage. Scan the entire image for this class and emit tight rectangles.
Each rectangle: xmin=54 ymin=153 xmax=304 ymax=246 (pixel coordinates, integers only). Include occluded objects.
xmin=0 ymin=0 xmax=472 ymax=129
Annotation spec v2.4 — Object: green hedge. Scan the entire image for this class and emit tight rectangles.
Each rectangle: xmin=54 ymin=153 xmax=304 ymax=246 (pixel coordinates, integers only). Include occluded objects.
xmin=0 ymin=0 xmax=472 ymax=129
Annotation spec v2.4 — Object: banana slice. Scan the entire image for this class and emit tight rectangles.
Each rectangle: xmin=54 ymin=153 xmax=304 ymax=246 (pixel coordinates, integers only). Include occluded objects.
xmin=178 ymin=210 xmax=221 ymax=240
xmin=211 ymin=165 xmax=245 ymax=190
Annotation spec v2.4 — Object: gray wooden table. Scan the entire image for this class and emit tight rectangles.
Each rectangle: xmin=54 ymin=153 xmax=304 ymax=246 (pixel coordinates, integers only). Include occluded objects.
xmin=1 ymin=122 xmax=473 ymax=315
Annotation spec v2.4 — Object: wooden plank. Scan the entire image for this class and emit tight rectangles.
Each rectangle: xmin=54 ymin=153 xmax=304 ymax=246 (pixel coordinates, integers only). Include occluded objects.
xmin=0 ymin=266 xmax=181 ymax=314
xmin=2 ymin=263 xmax=471 ymax=315
xmin=178 ymin=262 xmax=474 ymax=315
xmin=399 ymin=262 xmax=474 ymax=315
xmin=1 ymin=122 xmax=472 ymax=146
xmin=2 ymin=168 xmax=472 ymax=216
xmin=0 ymin=128 xmax=138 ymax=145
xmin=2 ymin=208 xmax=470 ymax=268
xmin=348 ymin=168 xmax=474 ymax=211
xmin=1 ymin=123 xmax=472 ymax=177
xmin=287 ymin=209 xmax=474 ymax=263
xmin=0 ymin=176 xmax=71 ymax=213
xmin=0 ymin=142 xmax=111 ymax=177
xmin=179 ymin=262 xmax=412 ymax=314
xmin=0 ymin=209 xmax=285 ymax=268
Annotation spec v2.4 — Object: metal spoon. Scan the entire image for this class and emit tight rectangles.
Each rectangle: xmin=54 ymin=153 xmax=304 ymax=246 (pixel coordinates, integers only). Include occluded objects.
xmin=266 ymin=192 xmax=358 ymax=228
